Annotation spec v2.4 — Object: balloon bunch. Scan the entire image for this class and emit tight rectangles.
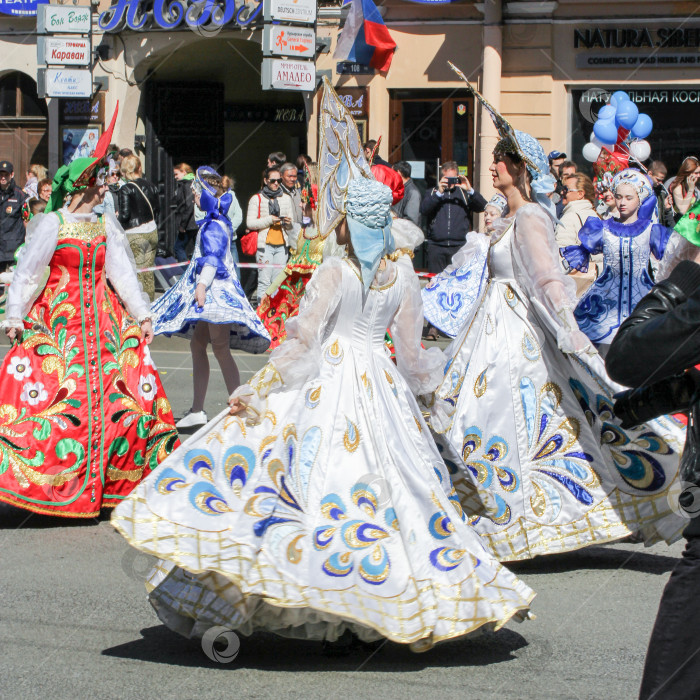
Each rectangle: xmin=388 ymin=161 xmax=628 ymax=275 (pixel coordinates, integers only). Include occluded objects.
xmin=582 ymin=91 xmax=653 ymax=166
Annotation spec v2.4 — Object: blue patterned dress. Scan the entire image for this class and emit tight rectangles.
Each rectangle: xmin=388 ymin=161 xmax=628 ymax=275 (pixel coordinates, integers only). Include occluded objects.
xmin=562 ymin=217 xmax=671 ymax=346
xmin=151 ymin=193 xmax=270 ymax=353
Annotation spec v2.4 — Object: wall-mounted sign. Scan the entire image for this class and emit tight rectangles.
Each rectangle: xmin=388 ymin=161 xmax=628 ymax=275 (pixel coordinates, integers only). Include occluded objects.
xmin=98 ymin=0 xmax=263 ymax=32
xmin=336 ymin=62 xmax=374 ymax=75
xmin=334 ymin=87 xmax=369 ymax=119
xmin=262 ymin=58 xmax=315 ymax=92
xmin=224 ymin=104 xmax=305 ymax=123
xmin=263 ymin=0 xmax=316 ymax=25
xmin=576 ymin=53 xmax=699 ymax=69
xmin=574 ymin=27 xmax=700 ymax=50
xmin=37 ymin=4 xmax=91 ymax=34
xmin=38 ymin=36 xmax=91 ymax=66
xmin=38 ymin=68 xmax=93 ymax=98
xmin=60 ymin=93 xmax=104 ymax=125
xmin=263 ymin=24 xmax=316 ymax=59
xmin=0 ymin=0 xmax=47 ymax=17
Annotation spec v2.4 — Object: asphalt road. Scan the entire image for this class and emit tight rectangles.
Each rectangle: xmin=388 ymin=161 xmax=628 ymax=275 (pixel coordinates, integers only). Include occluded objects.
xmin=0 ymin=335 xmax=683 ymax=700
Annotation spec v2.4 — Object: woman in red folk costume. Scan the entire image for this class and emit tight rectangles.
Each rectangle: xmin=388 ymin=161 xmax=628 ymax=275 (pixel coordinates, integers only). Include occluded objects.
xmin=0 ymin=108 xmax=178 ymax=518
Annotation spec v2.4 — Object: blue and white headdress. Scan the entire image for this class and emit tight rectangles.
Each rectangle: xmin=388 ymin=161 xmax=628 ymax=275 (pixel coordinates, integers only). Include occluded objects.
xmin=612 ymin=168 xmax=653 ymax=202
xmin=486 ymin=192 xmax=508 ymax=216
xmin=346 ymin=178 xmax=395 ymax=289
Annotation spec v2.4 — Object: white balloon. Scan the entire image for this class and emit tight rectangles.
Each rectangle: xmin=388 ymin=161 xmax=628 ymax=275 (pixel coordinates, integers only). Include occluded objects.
xmin=591 ymin=135 xmax=605 ymax=149
xmin=629 ymin=139 xmax=651 ymax=162
xmin=582 ymin=142 xmax=602 ymax=163
xmin=589 ymin=131 xmax=597 ymax=142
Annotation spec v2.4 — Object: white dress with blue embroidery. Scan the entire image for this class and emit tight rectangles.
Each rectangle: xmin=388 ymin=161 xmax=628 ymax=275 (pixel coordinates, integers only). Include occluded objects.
xmin=421 ymin=233 xmax=490 ymax=338
xmin=111 ymin=256 xmax=534 ymax=645
xmin=431 ymin=204 xmax=685 ymax=562
xmin=562 ymin=217 xmax=671 ymax=346
xmin=151 ymin=193 xmax=270 ymax=353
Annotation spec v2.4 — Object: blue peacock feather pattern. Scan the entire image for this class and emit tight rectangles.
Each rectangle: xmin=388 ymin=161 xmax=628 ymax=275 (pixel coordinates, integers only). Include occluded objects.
xmin=313 ymin=479 xmax=399 ymax=585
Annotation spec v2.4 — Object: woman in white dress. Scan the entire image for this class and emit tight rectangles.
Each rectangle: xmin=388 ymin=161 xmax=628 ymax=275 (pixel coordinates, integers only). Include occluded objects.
xmin=111 ymin=176 xmax=534 ymax=651
xmin=430 ymin=126 xmax=686 ymax=563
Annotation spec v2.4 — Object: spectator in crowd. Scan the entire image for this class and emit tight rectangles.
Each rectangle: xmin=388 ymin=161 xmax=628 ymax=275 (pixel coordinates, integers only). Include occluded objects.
xmin=669 ymin=156 xmax=700 ymax=221
xmin=23 ymin=164 xmax=48 ymax=200
xmin=548 ymin=150 xmax=567 ymax=179
xmin=648 ymin=160 xmax=675 ymax=228
xmin=554 ymin=160 xmax=578 ymax=216
xmin=267 ymin=151 xmax=286 ymax=168
xmin=280 ymin=163 xmax=302 ymax=230
xmin=173 ymin=162 xmax=197 ymax=261
xmin=27 ymin=198 xmax=46 ymax=219
xmin=392 ymin=161 xmax=421 ymax=226
xmin=555 ymin=172 xmax=601 ymax=295
xmin=295 ymin=153 xmax=312 ymax=187
xmin=117 ymin=155 xmax=160 ymax=299
xmin=420 ymin=160 xmax=487 ymax=277
xmin=37 ymin=178 xmax=52 ymax=203
xmin=0 ymin=160 xmax=28 ymax=272
xmin=117 ymin=148 xmax=133 ymax=167
xmin=246 ymin=166 xmax=294 ymax=304
xmin=595 ymin=174 xmax=619 ymax=219
xmin=605 ymin=259 xmax=700 ymax=700
xmin=221 ymin=174 xmax=243 ymax=267
xmin=363 ymin=139 xmax=390 ymax=166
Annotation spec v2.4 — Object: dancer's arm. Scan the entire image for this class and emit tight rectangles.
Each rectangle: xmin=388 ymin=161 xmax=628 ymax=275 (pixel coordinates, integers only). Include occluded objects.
xmin=3 ymin=213 xmax=59 ymax=335
xmin=104 ymin=212 xmax=151 ymax=323
xmin=559 ymin=217 xmax=604 ymax=273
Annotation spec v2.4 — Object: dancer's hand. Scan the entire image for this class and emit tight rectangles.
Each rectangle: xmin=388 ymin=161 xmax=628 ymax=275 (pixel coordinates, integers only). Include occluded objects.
xmin=228 ymin=397 xmax=247 ymax=415
xmin=195 ymin=283 xmax=206 ymax=308
xmin=140 ymin=319 xmax=154 ymax=345
xmin=5 ymin=326 xmax=22 ymax=342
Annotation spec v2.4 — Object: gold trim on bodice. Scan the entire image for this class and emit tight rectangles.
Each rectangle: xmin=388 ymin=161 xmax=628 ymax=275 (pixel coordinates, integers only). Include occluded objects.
xmin=58 ymin=221 xmax=106 ymax=244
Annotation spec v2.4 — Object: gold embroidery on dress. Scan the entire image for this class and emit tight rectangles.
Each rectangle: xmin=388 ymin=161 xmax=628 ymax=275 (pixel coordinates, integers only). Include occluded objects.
xmin=474 ymin=369 xmax=488 ymax=398
xmin=522 ymin=332 xmax=541 ymax=362
xmin=343 ymin=418 xmax=360 ymax=452
xmin=58 ymin=220 xmax=105 ymax=243
xmin=107 ymin=465 xmax=146 ymax=482
xmin=249 ymin=364 xmax=282 ymax=397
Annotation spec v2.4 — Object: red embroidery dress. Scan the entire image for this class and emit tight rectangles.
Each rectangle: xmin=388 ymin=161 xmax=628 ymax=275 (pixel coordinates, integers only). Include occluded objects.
xmin=0 ymin=210 xmax=179 ymax=517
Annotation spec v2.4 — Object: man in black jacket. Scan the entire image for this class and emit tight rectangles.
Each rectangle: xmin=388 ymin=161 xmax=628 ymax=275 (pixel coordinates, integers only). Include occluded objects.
xmin=0 ymin=161 xmax=28 ymax=271
xmin=606 ymin=259 xmax=700 ymax=700
xmin=392 ymin=161 xmax=421 ymax=227
xmin=419 ymin=160 xmax=487 ymax=276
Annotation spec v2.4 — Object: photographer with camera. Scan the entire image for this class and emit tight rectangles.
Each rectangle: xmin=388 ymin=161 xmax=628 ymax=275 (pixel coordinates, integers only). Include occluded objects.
xmin=606 ymin=258 xmax=700 ymax=700
xmin=420 ymin=160 xmax=487 ymax=276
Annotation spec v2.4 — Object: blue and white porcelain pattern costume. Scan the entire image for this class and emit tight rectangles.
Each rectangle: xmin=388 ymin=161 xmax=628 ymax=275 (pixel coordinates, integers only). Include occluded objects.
xmin=111 ymin=175 xmax=535 ymax=647
xmin=151 ymin=175 xmax=270 ymax=354
xmin=562 ymin=171 xmax=671 ymax=347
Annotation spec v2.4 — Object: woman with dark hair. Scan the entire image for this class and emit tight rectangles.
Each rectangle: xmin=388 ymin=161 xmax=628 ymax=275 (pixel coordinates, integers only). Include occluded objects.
xmin=428 ymin=112 xmax=685 ymax=563
xmin=669 ymin=156 xmax=700 ymax=221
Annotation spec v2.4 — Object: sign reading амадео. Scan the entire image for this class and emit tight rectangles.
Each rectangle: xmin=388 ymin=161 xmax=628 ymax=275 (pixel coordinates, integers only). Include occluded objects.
xmin=262 ymin=58 xmax=315 ymax=92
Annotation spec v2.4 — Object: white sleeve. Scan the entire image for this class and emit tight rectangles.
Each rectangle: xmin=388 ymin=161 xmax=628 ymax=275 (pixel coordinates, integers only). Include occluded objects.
xmin=511 ymin=205 xmax=592 ymax=355
xmin=104 ymin=212 xmax=151 ymax=321
xmin=228 ymin=192 xmax=243 ymax=235
xmin=390 ymin=264 xmax=446 ymax=396
xmin=232 ymin=257 xmax=345 ymax=406
xmin=656 ymin=232 xmax=699 ymax=282
xmin=198 ymin=264 xmax=217 ymax=288
xmin=3 ymin=213 xmax=58 ymax=327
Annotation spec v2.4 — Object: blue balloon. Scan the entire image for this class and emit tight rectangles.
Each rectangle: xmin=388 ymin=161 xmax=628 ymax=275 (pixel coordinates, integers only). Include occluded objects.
xmin=593 ymin=118 xmax=618 ymax=145
xmin=598 ymin=104 xmax=616 ymax=120
xmin=631 ymin=113 xmax=653 ymax=139
xmin=615 ymin=100 xmax=639 ymax=129
xmin=610 ymin=90 xmax=630 ymax=107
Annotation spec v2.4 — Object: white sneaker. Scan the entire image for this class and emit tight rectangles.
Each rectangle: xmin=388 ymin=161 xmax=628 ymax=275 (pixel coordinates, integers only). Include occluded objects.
xmin=176 ymin=410 xmax=208 ymax=429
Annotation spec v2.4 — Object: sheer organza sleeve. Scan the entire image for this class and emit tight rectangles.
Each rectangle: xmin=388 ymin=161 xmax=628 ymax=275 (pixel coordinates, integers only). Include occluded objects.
xmin=3 ymin=212 xmax=58 ymax=328
xmin=232 ymin=257 xmax=345 ymax=408
xmin=512 ymin=204 xmax=593 ymax=354
xmin=390 ymin=263 xmax=446 ymax=396
xmin=656 ymin=232 xmax=700 ymax=282
xmin=104 ymin=212 xmax=151 ymax=322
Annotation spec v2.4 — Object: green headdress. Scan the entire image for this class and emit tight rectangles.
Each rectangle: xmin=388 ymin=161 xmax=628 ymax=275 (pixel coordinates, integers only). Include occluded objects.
xmin=674 ymin=200 xmax=700 ymax=247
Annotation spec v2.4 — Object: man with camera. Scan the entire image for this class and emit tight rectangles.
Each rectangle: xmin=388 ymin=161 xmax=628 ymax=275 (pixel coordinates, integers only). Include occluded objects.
xmin=606 ymin=258 xmax=700 ymax=700
xmin=420 ymin=160 xmax=487 ymax=278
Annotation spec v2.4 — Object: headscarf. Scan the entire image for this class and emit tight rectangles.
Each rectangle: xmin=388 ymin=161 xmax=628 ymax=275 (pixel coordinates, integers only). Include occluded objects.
xmin=371 ymin=163 xmax=404 ymax=205
xmin=485 ymin=192 xmax=508 ymax=216
xmin=45 ymin=157 xmax=109 ymax=214
xmin=345 ymin=178 xmax=395 ymax=289
xmin=612 ymin=168 xmax=653 ymax=202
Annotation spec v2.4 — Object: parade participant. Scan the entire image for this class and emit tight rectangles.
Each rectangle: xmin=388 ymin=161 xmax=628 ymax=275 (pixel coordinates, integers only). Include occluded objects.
xmin=421 ymin=192 xmax=505 ymax=339
xmin=0 ymin=113 xmax=179 ymax=518
xmin=151 ymin=167 xmax=269 ymax=430
xmin=561 ymin=169 xmax=671 ymax=353
xmin=429 ymin=67 xmax=685 ymax=562
xmin=111 ymin=105 xmax=535 ymax=649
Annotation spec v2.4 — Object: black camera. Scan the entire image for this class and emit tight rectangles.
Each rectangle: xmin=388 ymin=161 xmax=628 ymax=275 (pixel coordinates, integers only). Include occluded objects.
xmin=445 ymin=176 xmax=460 ymax=186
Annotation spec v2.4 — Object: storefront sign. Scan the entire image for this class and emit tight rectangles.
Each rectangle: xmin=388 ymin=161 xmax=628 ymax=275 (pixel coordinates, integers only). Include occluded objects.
xmin=98 ymin=0 xmax=263 ymax=33
xmin=37 ymin=4 xmax=91 ymax=34
xmin=263 ymin=25 xmax=316 ymax=59
xmin=39 ymin=68 xmax=93 ymax=98
xmin=574 ymin=28 xmax=700 ymax=49
xmin=334 ymin=87 xmax=369 ymax=119
xmin=262 ymin=58 xmax=315 ymax=92
xmin=0 ymin=0 xmax=47 ymax=17
xmin=38 ymin=36 xmax=91 ymax=66
xmin=576 ymin=53 xmax=699 ymax=69
xmin=224 ymin=104 xmax=305 ymax=122
xmin=60 ymin=94 xmax=104 ymax=124
xmin=262 ymin=0 xmax=316 ymax=25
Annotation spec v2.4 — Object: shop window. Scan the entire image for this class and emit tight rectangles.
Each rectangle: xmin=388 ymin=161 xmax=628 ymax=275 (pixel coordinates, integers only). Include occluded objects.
xmin=0 ymin=72 xmax=48 ymax=119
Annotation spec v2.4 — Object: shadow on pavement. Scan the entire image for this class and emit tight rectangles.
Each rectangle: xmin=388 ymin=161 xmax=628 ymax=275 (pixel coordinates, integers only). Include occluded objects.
xmin=102 ymin=624 xmax=530 ymax=671
xmin=0 ymin=503 xmax=110 ymax=528
xmin=508 ymin=544 xmax=679 ymax=576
